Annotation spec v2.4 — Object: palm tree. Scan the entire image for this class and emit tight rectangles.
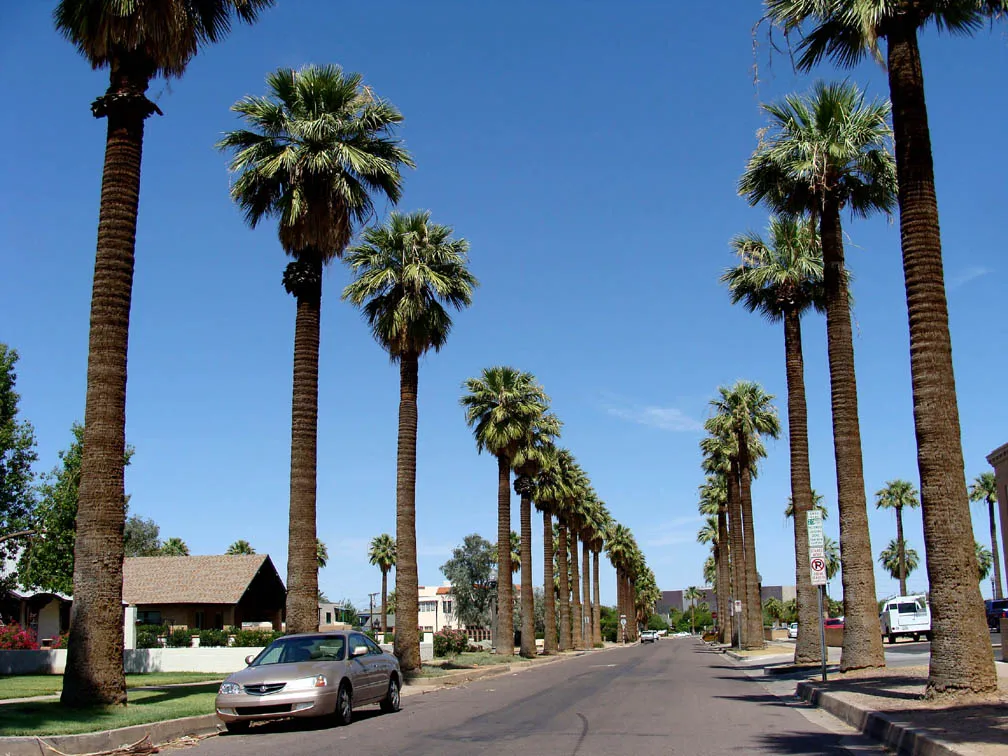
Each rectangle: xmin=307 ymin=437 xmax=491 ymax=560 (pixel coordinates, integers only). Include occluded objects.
xmin=823 ymin=536 xmax=840 ymax=581
xmin=462 ymin=367 xmax=549 ymax=654
xmin=587 ymin=502 xmax=611 ymax=648
xmin=696 ymin=512 xmax=725 ymax=631
xmin=55 ymin=0 xmax=272 ymax=708
xmin=316 ymin=539 xmax=329 ymax=569
xmin=703 ymin=554 xmax=718 ymax=588
xmin=160 ymin=538 xmax=189 ymax=557
xmin=698 ymin=473 xmax=732 ymax=644
xmin=740 ymin=80 xmax=896 ymax=671
xmin=723 ymin=214 xmax=826 ymax=664
xmin=226 ymin=540 xmax=255 ymax=555
xmin=879 ymin=539 xmax=920 ymax=584
xmin=976 ymin=542 xmax=994 ymax=583
xmin=605 ymin=522 xmax=634 ymax=642
xmin=708 ymin=382 xmax=780 ymax=649
xmin=344 ymin=211 xmax=476 ymax=669
xmin=684 ymin=586 xmax=703 ymax=635
xmin=874 ymin=480 xmax=920 ymax=596
xmin=764 ymin=0 xmax=1005 ymax=694
xmin=785 ymin=489 xmax=828 ymax=522
xmin=969 ymin=473 xmax=1003 ymax=599
xmin=534 ymin=446 xmax=567 ymax=654
xmin=220 ymin=65 xmax=412 ymax=638
xmin=368 ymin=534 xmax=397 ymax=635
xmin=555 ymin=449 xmax=588 ymax=648
xmin=512 ymin=413 xmax=561 ymax=657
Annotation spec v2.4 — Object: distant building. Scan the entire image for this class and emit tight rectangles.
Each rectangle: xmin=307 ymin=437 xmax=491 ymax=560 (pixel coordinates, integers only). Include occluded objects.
xmin=657 ymin=585 xmax=796 ymax=618
xmin=986 ymin=442 xmax=1008 ymax=593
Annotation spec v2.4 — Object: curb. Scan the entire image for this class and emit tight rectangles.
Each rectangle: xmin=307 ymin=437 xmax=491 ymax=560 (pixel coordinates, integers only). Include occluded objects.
xmin=2 ymin=714 xmax=222 ymax=756
xmin=795 ymin=680 xmax=966 ymax=756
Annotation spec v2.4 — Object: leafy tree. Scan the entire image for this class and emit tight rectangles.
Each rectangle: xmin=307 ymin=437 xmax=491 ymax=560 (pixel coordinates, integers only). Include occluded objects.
xmin=599 ymin=605 xmax=620 ymax=643
xmin=386 ymin=589 xmax=397 ymax=616
xmin=55 ymin=0 xmax=272 ymax=708
xmin=763 ymin=597 xmax=785 ymax=627
xmin=160 ymin=538 xmax=189 ymax=557
xmin=219 ymin=64 xmax=412 ymax=638
xmin=123 ymin=515 xmax=161 ymax=557
xmin=368 ymin=534 xmax=397 ymax=634
xmin=316 ymin=539 xmax=328 ymax=569
xmin=740 ymin=79 xmax=896 ymax=672
xmin=647 ymin=614 xmax=670 ymax=632
xmin=976 ymin=542 xmax=994 ymax=584
xmin=969 ymin=473 xmax=1003 ymax=599
xmin=0 ymin=345 xmax=38 ymax=579
xmin=764 ymin=0 xmax=1007 ymax=695
xmin=879 ymin=539 xmax=920 ymax=584
xmin=226 ymin=540 xmax=255 ymax=555
xmin=344 ymin=210 xmax=475 ymax=668
xmin=440 ymin=534 xmax=495 ymax=630
xmin=875 ymin=480 xmax=920 ymax=596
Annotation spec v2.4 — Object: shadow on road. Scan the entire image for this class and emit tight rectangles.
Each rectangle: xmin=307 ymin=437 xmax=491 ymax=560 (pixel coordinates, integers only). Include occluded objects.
xmin=751 ymin=731 xmax=856 ymax=754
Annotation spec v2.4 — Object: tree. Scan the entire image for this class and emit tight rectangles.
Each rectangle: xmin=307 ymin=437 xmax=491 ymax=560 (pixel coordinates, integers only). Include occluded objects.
xmin=684 ymin=586 xmax=703 ymax=635
xmin=763 ymin=597 xmax=785 ymax=627
xmin=698 ymin=471 xmax=732 ymax=644
xmin=316 ymin=539 xmax=328 ymax=570
xmin=0 ymin=345 xmax=38 ymax=578
xmin=386 ymin=590 xmax=397 ymax=616
xmin=440 ymin=534 xmax=496 ymax=630
xmin=823 ymin=536 xmax=841 ymax=581
xmin=344 ymin=210 xmax=476 ymax=669
xmin=461 ymin=367 xmax=549 ymax=654
xmin=123 ymin=515 xmax=160 ymax=557
xmin=533 ymin=446 xmax=568 ymax=654
xmin=879 ymin=539 xmax=920 ymax=584
xmin=874 ymin=480 xmax=920 ymax=596
xmin=764 ymin=0 xmax=1006 ymax=695
xmin=56 ymin=0 xmax=272 ymax=708
xmin=785 ymin=489 xmax=828 ymax=522
xmin=226 ymin=540 xmax=255 ymax=555
xmin=976 ymin=542 xmax=994 ymax=583
xmin=723 ymin=215 xmax=826 ymax=665
xmin=703 ymin=554 xmax=717 ymax=588
xmin=368 ymin=534 xmax=397 ymax=634
xmin=969 ymin=473 xmax=1003 ymax=599
xmin=740 ymin=79 xmax=896 ymax=672
xmin=708 ymin=382 xmax=780 ymax=649
xmin=160 ymin=538 xmax=189 ymax=557
xmin=220 ymin=64 xmax=412 ymax=638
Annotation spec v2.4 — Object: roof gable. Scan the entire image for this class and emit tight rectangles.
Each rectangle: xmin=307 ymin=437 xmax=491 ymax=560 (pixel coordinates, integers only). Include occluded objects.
xmin=123 ymin=555 xmax=282 ymax=605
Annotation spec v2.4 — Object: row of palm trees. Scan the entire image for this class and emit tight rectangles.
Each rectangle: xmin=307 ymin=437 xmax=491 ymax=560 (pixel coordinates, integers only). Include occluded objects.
xmin=460 ymin=367 xmax=658 ymax=655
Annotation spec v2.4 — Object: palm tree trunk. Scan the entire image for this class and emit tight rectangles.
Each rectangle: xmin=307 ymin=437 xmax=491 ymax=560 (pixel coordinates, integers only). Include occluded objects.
xmin=62 ymin=63 xmax=158 ymax=707
xmin=495 ymin=455 xmax=514 ymax=655
xmin=727 ymin=459 xmax=747 ymax=648
xmin=558 ymin=522 xmax=571 ymax=651
xmin=887 ymin=24 xmax=995 ymax=694
xmin=896 ymin=505 xmax=907 ymax=596
xmin=820 ymin=198 xmax=885 ymax=671
xmin=581 ymin=538 xmax=591 ymax=647
xmin=394 ymin=353 xmax=420 ymax=669
xmin=519 ymin=490 xmax=535 ymax=658
xmin=592 ymin=549 xmax=601 ymax=647
xmin=716 ymin=510 xmax=731 ymax=644
xmin=736 ymin=433 xmax=764 ymax=650
xmin=989 ymin=498 xmax=1003 ymax=600
xmin=542 ymin=511 xmax=557 ymax=654
xmin=569 ymin=530 xmax=582 ymax=649
xmin=381 ymin=569 xmax=389 ymax=635
xmin=285 ymin=263 xmax=323 ymax=635
xmin=783 ymin=310 xmax=822 ymax=665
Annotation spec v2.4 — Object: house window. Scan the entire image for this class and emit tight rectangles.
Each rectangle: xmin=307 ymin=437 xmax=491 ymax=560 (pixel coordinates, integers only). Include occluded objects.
xmin=137 ymin=610 xmax=162 ymax=626
xmin=195 ymin=611 xmax=205 ymax=630
xmin=443 ymin=601 xmax=452 ymax=615
xmin=325 ymin=612 xmax=332 ymax=624
xmin=419 ymin=601 xmax=437 ymax=613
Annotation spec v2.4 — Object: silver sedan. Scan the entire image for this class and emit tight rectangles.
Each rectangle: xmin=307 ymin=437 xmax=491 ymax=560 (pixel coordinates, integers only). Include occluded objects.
xmin=215 ymin=631 xmax=401 ymax=733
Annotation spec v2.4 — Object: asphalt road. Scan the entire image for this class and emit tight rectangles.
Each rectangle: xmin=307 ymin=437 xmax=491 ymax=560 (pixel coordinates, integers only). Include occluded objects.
xmin=183 ymin=639 xmax=880 ymax=756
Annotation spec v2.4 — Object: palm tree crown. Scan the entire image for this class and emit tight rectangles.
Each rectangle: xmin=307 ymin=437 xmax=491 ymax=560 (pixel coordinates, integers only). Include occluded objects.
xmin=226 ymin=539 xmax=255 ymax=555
xmin=461 ymin=368 xmax=549 ymax=461
xmin=875 ymin=479 xmax=920 ymax=513
xmin=368 ymin=534 xmax=397 ymax=573
xmin=879 ymin=539 xmax=920 ymax=581
xmin=708 ymin=381 xmax=782 ymax=446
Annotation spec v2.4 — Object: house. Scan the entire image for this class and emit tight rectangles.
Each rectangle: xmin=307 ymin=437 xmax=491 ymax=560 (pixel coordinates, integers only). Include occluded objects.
xmin=418 ymin=584 xmax=459 ymax=632
xmin=123 ymin=554 xmax=286 ymax=631
xmin=986 ymin=442 xmax=1008 ymax=592
xmin=0 ymin=589 xmax=71 ymax=647
xmin=318 ymin=601 xmax=357 ymax=629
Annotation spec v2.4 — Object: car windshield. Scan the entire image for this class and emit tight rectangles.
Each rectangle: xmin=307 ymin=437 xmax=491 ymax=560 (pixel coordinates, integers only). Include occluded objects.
xmin=897 ymin=601 xmax=924 ymax=614
xmin=249 ymin=635 xmax=346 ymax=666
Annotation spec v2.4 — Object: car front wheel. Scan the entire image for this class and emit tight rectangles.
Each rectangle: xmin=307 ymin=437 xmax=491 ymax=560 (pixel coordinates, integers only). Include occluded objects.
xmin=333 ymin=682 xmax=353 ymax=726
xmin=380 ymin=676 xmax=401 ymax=713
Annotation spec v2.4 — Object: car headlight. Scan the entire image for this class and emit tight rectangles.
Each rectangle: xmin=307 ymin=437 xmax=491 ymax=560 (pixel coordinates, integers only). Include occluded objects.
xmin=218 ymin=682 xmax=241 ymax=696
xmin=285 ymin=675 xmax=328 ymax=691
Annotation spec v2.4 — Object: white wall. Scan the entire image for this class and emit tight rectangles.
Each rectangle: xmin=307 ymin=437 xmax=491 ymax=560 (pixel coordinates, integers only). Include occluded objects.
xmin=0 ymin=648 xmax=266 ymax=675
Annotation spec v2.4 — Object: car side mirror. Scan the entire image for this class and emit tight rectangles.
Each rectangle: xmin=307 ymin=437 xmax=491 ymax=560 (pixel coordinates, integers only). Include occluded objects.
xmin=351 ymin=646 xmax=368 ymax=657
xmin=245 ymin=655 xmax=255 ymax=666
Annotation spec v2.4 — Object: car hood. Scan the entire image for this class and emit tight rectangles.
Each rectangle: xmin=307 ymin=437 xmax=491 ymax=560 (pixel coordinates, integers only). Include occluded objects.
xmin=226 ymin=661 xmax=342 ymax=685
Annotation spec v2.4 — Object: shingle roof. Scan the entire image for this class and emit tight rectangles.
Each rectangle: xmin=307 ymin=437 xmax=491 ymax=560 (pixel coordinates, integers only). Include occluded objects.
xmin=122 ymin=555 xmax=279 ymax=605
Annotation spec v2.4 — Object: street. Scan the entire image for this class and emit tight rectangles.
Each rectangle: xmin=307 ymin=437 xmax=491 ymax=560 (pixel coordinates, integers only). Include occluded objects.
xmin=183 ymin=638 xmax=880 ymax=756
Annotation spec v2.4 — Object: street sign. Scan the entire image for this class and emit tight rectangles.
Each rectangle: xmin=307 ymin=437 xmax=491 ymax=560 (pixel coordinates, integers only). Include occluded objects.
xmin=806 ymin=509 xmax=824 ymax=548
xmin=810 ymin=556 xmax=827 ymax=586
xmin=619 ymin=615 xmax=627 ymax=628
xmin=733 ymin=600 xmax=742 ymax=613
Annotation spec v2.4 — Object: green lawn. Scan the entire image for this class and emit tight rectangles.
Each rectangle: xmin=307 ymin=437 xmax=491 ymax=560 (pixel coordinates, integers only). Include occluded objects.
xmin=0 ymin=684 xmax=219 ymax=737
xmin=0 ymin=673 xmax=223 ymax=701
xmin=411 ymin=652 xmax=522 ymax=678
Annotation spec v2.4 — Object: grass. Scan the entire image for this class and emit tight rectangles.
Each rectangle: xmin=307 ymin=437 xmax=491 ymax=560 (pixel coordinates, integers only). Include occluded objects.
xmin=0 ymin=683 xmax=219 ymax=736
xmin=410 ymin=651 xmax=524 ymax=678
xmin=0 ymin=673 xmax=223 ymax=701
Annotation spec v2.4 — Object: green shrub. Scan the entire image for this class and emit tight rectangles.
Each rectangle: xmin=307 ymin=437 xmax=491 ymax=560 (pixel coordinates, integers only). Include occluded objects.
xmin=166 ymin=628 xmax=193 ymax=648
xmin=136 ymin=629 xmax=162 ymax=649
xmin=647 ymin=614 xmax=669 ymax=631
xmin=433 ymin=628 xmax=469 ymax=657
xmin=198 ymin=629 xmax=228 ymax=647
xmin=232 ymin=628 xmax=280 ymax=647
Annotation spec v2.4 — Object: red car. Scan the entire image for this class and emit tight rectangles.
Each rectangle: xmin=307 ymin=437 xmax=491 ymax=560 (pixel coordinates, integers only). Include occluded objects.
xmin=823 ymin=617 xmax=844 ymax=629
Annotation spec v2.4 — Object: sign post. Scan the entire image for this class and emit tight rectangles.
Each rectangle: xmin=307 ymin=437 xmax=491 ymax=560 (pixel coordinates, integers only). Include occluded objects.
xmin=806 ymin=510 xmax=828 ymax=682
xmin=620 ymin=614 xmax=627 ymax=645
xmin=733 ymin=600 xmax=742 ymax=650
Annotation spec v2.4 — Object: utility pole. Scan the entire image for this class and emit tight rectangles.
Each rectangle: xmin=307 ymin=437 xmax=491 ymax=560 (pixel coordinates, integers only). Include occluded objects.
xmin=368 ymin=592 xmax=379 ymax=633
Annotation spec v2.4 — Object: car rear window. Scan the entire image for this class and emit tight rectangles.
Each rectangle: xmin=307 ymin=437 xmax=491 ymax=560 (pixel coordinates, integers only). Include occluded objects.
xmin=897 ymin=602 xmax=922 ymax=614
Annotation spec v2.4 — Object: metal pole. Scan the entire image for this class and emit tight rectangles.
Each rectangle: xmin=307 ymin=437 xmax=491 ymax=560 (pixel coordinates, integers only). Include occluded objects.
xmin=817 ymin=585 xmax=827 ymax=683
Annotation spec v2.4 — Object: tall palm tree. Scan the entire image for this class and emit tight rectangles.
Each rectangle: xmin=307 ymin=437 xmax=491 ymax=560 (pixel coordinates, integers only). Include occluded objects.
xmin=764 ymin=0 xmax=1005 ymax=694
xmin=576 ymin=494 xmax=600 ymax=649
xmin=160 ymin=537 xmax=189 ymax=556
xmin=698 ymin=473 xmax=732 ymax=644
xmin=969 ymin=472 xmax=1003 ymax=599
xmin=874 ymin=480 xmax=920 ymax=596
xmin=555 ymin=449 xmax=588 ymax=649
xmin=723 ymin=214 xmax=825 ymax=664
xmin=740 ymin=80 xmax=896 ymax=671
xmin=316 ymin=539 xmax=329 ymax=569
xmin=368 ymin=534 xmax=397 ymax=635
xmin=823 ymin=535 xmax=841 ymax=581
xmin=606 ymin=522 xmax=634 ymax=642
xmin=879 ymin=539 xmax=920 ymax=584
xmin=976 ymin=542 xmax=994 ymax=584
xmin=703 ymin=554 xmax=718 ymax=588
xmin=785 ymin=489 xmax=828 ymax=522
xmin=512 ymin=413 xmax=561 ymax=658
xmin=226 ymin=540 xmax=255 ymax=555
xmin=344 ymin=211 xmax=476 ymax=669
xmin=220 ymin=66 xmax=412 ymax=638
xmin=708 ymin=382 xmax=780 ymax=649
xmin=533 ymin=446 xmax=566 ymax=654
xmin=55 ymin=0 xmax=272 ymax=708
xmin=462 ymin=367 xmax=549 ymax=654
xmin=684 ymin=586 xmax=703 ymax=635
xmin=588 ymin=502 xmax=611 ymax=647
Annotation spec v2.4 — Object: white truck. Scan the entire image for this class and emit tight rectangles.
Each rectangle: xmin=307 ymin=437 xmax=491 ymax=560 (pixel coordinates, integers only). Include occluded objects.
xmin=879 ymin=594 xmax=931 ymax=643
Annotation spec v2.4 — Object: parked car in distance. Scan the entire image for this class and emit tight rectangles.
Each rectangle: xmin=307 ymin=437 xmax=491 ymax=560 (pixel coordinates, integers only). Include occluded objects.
xmin=823 ymin=617 xmax=844 ymax=630
xmin=985 ymin=598 xmax=1008 ymax=631
xmin=640 ymin=630 xmax=658 ymax=643
xmin=215 ymin=632 xmax=401 ymax=733
xmin=787 ymin=622 xmax=798 ymax=639
xmin=879 ymin=595 xmax=931 ymax=643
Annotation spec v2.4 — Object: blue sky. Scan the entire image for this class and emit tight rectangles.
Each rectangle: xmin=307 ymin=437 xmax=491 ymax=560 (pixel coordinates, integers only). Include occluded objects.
xmin=2 ymin=2 xmax=1006 ymax=611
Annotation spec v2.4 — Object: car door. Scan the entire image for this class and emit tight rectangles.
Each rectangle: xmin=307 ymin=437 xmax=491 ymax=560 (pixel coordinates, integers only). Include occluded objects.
xmin=364 ymin=635 xmax=392 ymax=696
xmin=347 ymin=633 xmax=378 ymax=702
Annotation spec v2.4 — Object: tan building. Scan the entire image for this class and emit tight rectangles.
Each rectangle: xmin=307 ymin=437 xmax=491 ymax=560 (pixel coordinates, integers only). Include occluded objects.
xmin=985 ymin=442 xmax=1008 ymax=590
